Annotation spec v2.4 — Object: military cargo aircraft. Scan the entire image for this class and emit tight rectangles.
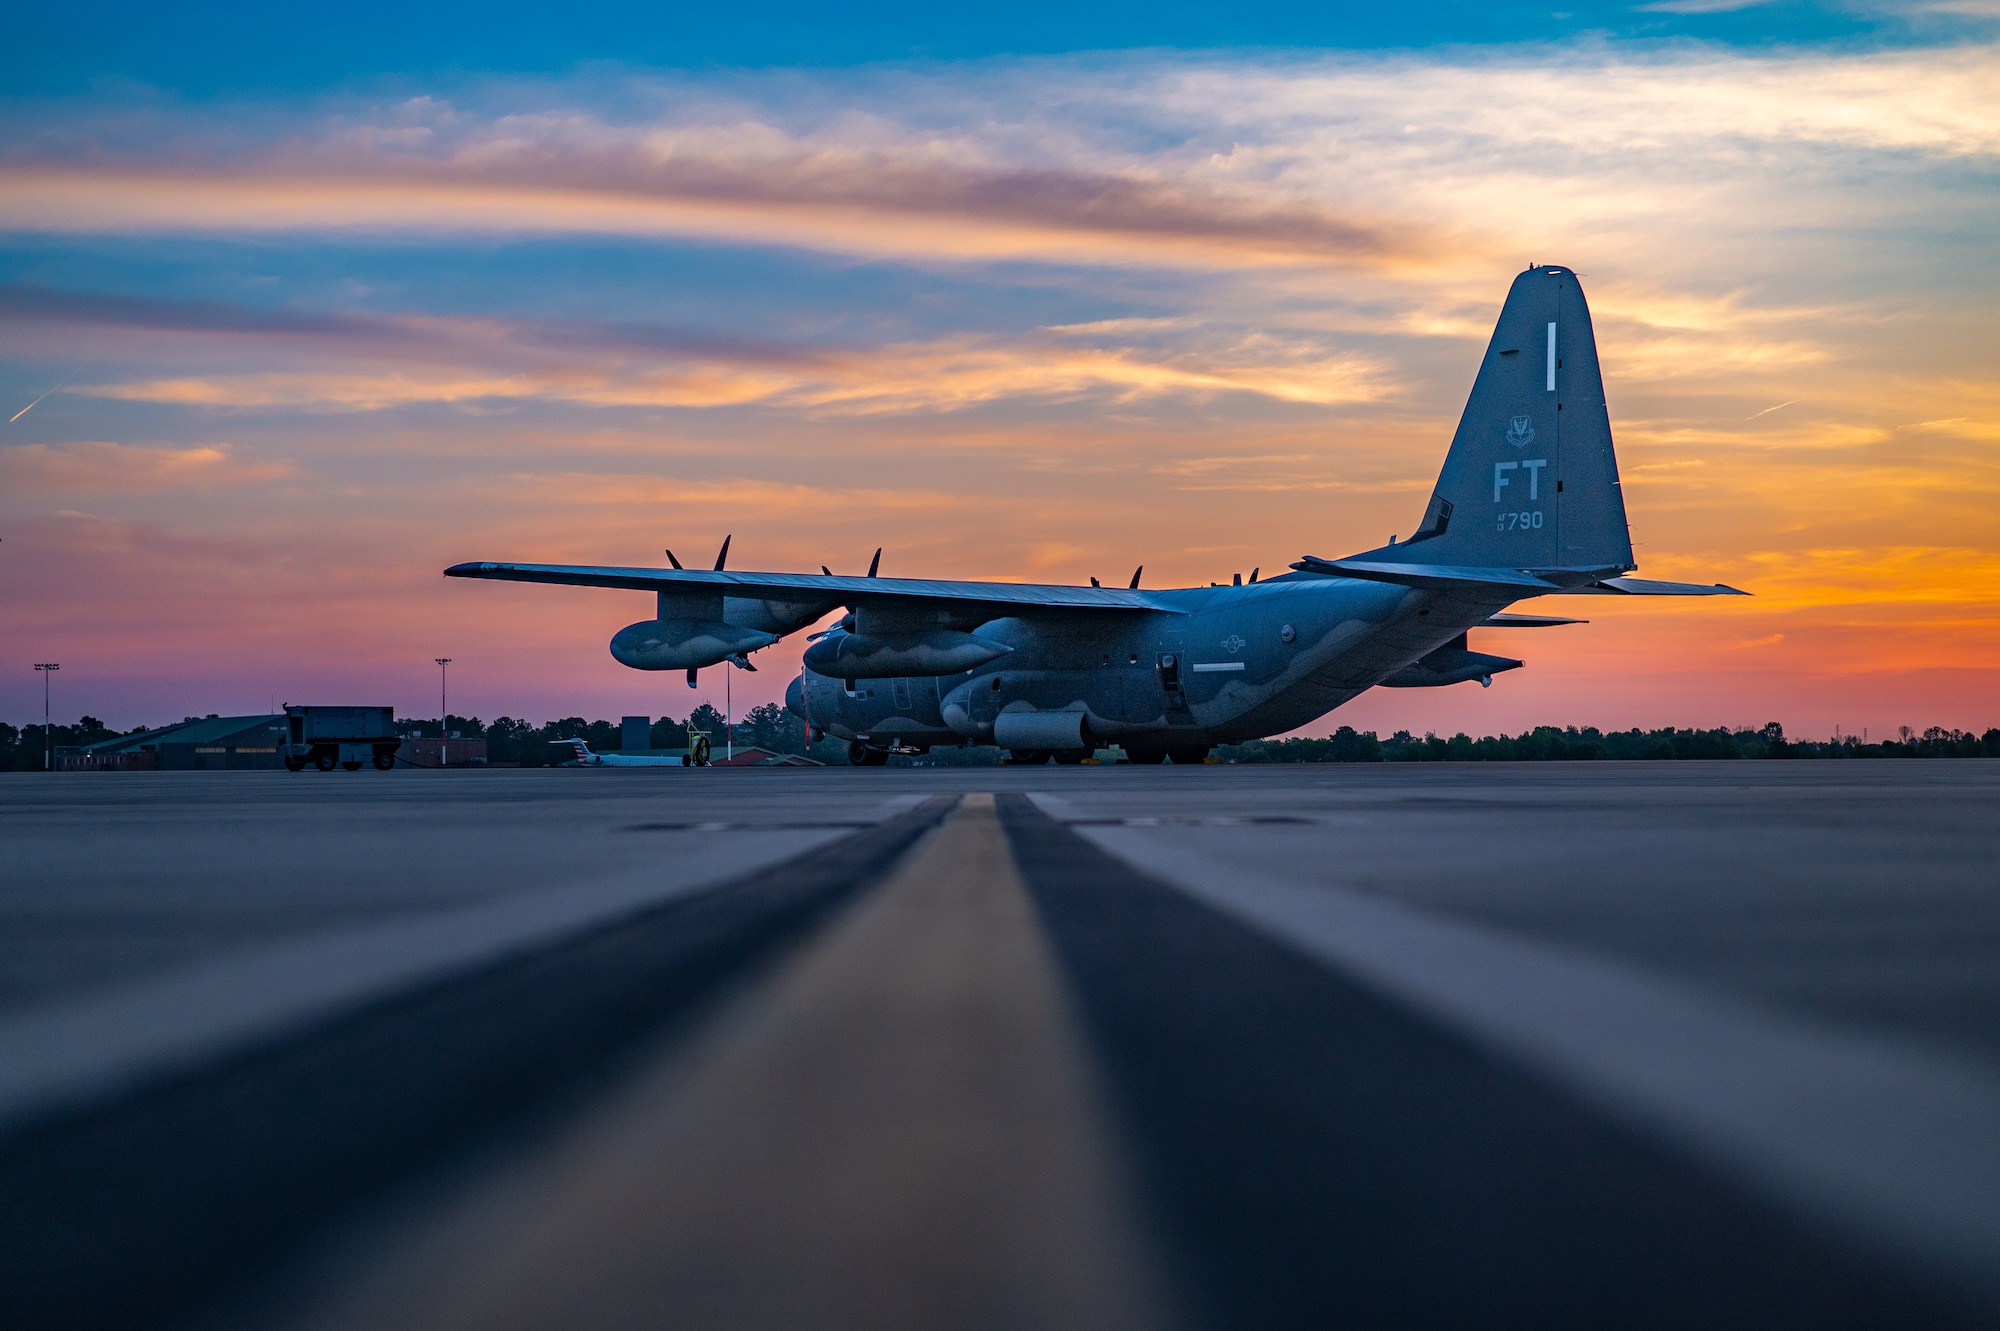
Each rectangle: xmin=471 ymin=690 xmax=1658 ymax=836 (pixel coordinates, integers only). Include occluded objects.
xmin=448 ymin=266 xmax=1745 ymax=766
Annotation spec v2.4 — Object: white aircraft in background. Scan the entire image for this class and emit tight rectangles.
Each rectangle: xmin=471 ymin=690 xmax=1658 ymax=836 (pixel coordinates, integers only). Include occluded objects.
xmin=550 ymin=738 xmax=710 ymax=767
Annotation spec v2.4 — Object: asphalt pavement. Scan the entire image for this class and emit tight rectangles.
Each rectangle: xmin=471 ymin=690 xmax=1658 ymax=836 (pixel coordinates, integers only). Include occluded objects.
xmin=3 ymin=762 xmax=1997 ymax=1329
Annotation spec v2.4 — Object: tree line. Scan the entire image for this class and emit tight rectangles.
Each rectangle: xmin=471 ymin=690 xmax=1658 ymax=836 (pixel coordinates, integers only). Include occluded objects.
xmin=7 ymin=714 xmax=1998 ymax=771
xmin=397 ymin=703 xmax=830 ymax=765
xmin=0 ymin=704 xmax=826 ymax=770
xmin=1216 ymin=723 xmax=2000 ymax=764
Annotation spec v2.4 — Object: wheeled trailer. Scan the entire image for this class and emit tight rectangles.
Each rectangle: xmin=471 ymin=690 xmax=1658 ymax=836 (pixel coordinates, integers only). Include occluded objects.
xmin=281 ymin=705 xmax=400 ymax=772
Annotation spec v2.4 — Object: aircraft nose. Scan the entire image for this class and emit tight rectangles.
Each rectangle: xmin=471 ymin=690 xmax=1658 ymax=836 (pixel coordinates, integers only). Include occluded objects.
xmin=785 ymin=673 xmax=807 ymax=720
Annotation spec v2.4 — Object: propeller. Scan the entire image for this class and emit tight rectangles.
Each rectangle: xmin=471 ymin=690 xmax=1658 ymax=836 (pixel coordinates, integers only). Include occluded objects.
xmin=1128 ymin=566 xmax=1143 ymax=589
xmin=664 ymin=549 xmax=683 ymax=569
xmin=713 ymin=535 xmax=732 ymax=571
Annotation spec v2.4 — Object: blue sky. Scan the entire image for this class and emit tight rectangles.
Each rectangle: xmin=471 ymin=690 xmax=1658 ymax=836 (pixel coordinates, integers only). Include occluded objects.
xmin=12 ymin=0 xmax=1981 ymax=96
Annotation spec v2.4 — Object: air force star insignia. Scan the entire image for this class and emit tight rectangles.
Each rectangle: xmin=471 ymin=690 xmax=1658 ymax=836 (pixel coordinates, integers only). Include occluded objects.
xmin=1506 ymin=415 xmax=1535 ymax=448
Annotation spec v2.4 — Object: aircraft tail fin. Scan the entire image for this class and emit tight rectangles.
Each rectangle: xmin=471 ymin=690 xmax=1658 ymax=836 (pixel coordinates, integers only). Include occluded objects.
xmin=1352 ymin=265 xmax=1634 ymax=578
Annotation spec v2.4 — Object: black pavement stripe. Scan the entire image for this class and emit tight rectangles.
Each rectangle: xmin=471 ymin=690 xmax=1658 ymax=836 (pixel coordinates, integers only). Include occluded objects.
xmin=0 ymin=794 xmax=956 ymax=1331
xmin=995 ymin=793 xmax=1975 ymax=1331
xmin=284 ymin=794 xmax=1174 ymax=1331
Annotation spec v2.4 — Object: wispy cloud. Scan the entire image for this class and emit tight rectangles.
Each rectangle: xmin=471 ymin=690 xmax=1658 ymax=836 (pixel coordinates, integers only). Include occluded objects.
xmin=0 ymin=441 xmax=293 ymax=493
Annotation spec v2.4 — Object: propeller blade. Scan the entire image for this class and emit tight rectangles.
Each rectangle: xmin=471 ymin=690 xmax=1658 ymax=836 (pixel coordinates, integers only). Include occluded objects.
xmin=713 ymin=534 xmax=732 ymax=571
xmin=1129 ymin=565 xmax=1143 ymax=589
xmin=664 ymin=549 xmax=683 ymax=570
xmin=867 ymin=547 xmax=882 ymax=578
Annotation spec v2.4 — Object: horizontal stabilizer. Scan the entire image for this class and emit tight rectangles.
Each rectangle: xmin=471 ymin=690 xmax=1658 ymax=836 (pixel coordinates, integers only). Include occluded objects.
xmin=1484 ymin=613 xmax=1587 ymax=627
xmin=1293 ymin=557 xmax=1560 ymax=591
xmin=1561 ymin=577 xmax=1749 ymax=597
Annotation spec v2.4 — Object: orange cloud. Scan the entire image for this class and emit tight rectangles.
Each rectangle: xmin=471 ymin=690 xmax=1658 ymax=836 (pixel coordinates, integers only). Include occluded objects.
xmin=0 ymin=442 xmax=293 ymax=493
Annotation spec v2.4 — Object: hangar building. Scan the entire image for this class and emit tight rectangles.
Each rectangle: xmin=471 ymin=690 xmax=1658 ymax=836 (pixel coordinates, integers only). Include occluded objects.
xmin=62 ymin=715 xmax=289 ymax=771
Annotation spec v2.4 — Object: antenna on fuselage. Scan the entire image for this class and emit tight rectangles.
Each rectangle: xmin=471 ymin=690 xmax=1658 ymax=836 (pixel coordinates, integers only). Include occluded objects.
xmin=664 ymin=549 xmax=683 ymax=569
xmin=714 ymin=535 xmax=732 ymax=571
xmin=867 ymin=548 xmax=882 ymax=577
xmin=1128 ymin=566 xmax=1142 ymax=589
xmin=1090 ymin=577 xmax=1100 ymax=587
xmin=1249 ymin=568 xmax=1259 ymax=583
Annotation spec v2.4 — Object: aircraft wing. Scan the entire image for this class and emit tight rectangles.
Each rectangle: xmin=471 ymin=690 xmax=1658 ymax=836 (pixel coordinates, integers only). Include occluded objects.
xmin=444 ymin=562 xmax=1181 ymax=616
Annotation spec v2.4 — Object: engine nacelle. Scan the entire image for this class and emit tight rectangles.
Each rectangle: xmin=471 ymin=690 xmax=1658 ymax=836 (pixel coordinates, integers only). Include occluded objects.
xmin=802 ymin=629 xmax=1012 ymax=680
xmin=610 ymin=619 xmax=778 ymax=671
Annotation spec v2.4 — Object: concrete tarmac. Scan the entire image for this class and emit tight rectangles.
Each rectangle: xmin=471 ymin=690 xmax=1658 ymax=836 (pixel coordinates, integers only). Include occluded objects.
xmin=3 ymin=763 xmax=1998 ymax=1328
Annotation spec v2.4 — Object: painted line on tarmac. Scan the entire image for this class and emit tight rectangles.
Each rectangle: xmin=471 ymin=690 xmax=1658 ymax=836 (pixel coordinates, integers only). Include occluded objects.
xmin=0 ymin=819 xmax=894 ymax=1132
xmin=1028 ymin=792 xmax=2000 ymax=1320
xmin=289 ymin=793 xmax=1174 ymax=1331
xmin=0 ymin=796 xmax=957 ymax=1331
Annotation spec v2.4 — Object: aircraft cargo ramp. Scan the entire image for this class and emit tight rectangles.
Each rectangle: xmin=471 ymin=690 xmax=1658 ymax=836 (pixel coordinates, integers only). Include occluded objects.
xmin=4 ymin=766 xmax=2000 ymax=1329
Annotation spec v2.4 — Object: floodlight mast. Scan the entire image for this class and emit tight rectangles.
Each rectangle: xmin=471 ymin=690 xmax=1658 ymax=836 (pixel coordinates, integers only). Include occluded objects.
xmin=435 ymin=658 xmax=452 ymax=768
xmin=34 ymin=664 xmax=59 ymax=771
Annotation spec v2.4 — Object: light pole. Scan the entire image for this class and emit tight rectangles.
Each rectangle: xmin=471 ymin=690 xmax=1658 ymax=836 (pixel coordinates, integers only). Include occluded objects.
xmin=34 ymin=663 xmax=59 ymax=771
xmin=435 ymin=658 xmax=452 ymax=768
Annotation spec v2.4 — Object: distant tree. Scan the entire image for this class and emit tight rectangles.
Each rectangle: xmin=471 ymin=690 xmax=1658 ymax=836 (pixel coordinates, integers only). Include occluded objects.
xmin=741 ymin=702 xmax=809 ymax=755
xmin=685 ymin=703 xmax=727 ymax=740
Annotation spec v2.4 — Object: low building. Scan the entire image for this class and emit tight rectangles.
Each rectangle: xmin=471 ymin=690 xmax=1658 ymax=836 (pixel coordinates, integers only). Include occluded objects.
xmin=398 ymin=737 xmax=490 ymax=767
xmin=63 ymin=715 xmax=290 ymax=771
xmin=716 ymin=746 xmax=822 ymax=767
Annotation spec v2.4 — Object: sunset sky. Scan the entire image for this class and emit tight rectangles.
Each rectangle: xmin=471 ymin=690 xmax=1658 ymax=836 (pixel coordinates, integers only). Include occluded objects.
xmin=3 ymin=2 xmax=1997 ymax=740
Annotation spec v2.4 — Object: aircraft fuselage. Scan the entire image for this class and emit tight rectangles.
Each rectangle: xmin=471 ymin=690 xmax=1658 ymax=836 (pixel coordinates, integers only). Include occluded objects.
xmin=789 ymin=573 xmax=1517 ymax=759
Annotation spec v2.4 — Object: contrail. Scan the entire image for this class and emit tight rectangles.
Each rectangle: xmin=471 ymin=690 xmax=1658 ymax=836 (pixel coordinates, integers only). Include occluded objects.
xmin=1745 ymin=400 xmax=1798 ymax=421
xmin=9 ymin=384 xmax=63 ymax=424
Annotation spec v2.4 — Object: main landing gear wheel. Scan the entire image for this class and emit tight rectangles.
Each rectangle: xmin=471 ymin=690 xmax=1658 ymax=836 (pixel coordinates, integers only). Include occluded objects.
xmin=847 ymin=740 xmax=890 ymax=767
xmin=284 ymin=757 xmax=306 ymax=773
xmin=313 ymin=751 xmax=337 ymax=772
xmin=341 ymin=760 xmax=363 ymax=771
xmin=1008 ymin=749 xmax=1053 ymax=766
xmin=1125 ymin=749 xmax=1166 ymax=765
xmin=373 ymin=751 xmax=396 ymax=771
xmin=1052 ymin=750 xmax=1088 ymax=765
xmin=1167 ymin=746 xmax=1211 ymax=765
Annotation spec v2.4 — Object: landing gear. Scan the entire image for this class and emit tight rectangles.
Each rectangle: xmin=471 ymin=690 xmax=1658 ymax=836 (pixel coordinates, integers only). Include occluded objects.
xmin=284 ymin=757 xmax=307 ymax=773
xmin=1052 ymin=750 xmax=1088 ymax=765
xmin=1124 ymin=748 xmax=1167 ymax=765
xmin=1167 ymin=745 xmax=1211 ymax=765
xmin=341 ymin=761 xmax=363 ymax=771
xmin=847 ymin=740 xmax=890 ymax=767
xmin=1008 ymin=749 xmax=1052 ymax=766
